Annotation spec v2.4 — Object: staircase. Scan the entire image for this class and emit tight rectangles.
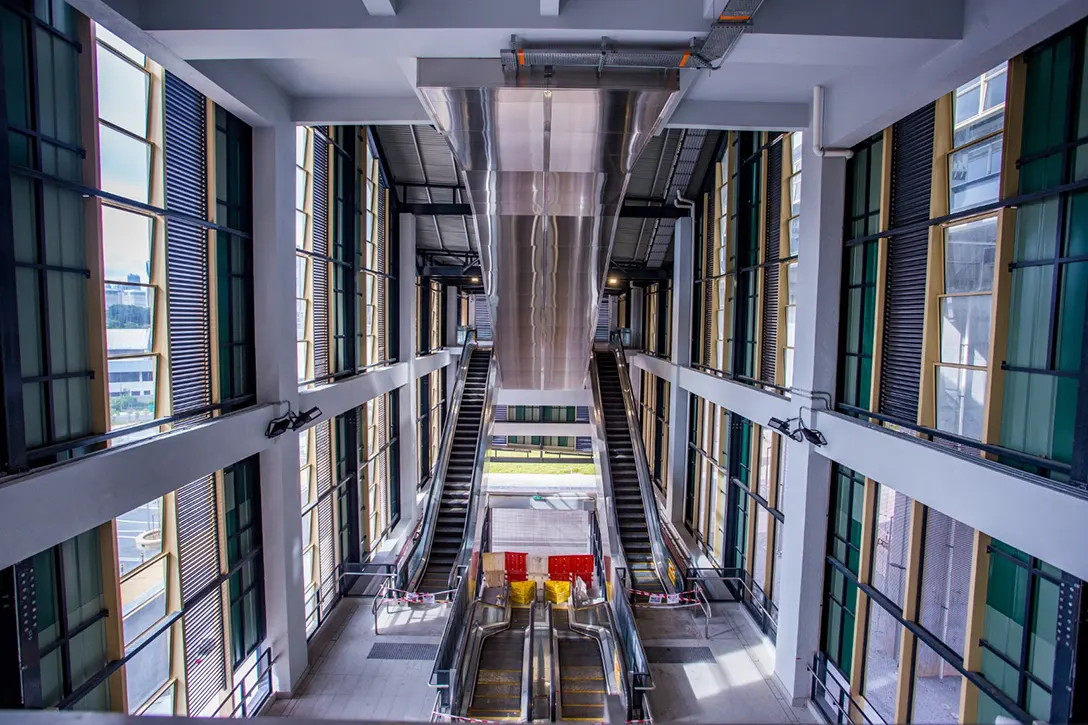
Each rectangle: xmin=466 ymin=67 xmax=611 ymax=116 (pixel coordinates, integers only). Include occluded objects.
xmin=553 ymin=609 xmax=606 ymax=722
xmin=418 ymin=348 xmax=492 ymax=593
xmin=467 ymin=607 xmax=530 ymax=721
xmin=595 ymin=354 xmax=663 ymax=593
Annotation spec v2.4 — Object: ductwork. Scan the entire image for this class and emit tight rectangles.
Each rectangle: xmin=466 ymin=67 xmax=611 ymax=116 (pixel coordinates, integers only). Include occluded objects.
xmin=418 ymin=65 xmax=682 ymax=389
xmin=500 ymin=0 xmax=766 ymax=73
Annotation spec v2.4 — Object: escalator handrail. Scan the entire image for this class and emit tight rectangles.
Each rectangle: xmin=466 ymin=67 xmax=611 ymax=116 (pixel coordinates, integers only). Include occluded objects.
xmin=608 ymin=331 xmax=676 ymax=593
xmin=401 ymin=330 xmax=478 ymax=592
xmin=449 ymin=358 xmax=499 ymax=589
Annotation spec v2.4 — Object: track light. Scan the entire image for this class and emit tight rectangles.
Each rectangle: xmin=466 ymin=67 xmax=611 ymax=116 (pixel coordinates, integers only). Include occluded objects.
xmin=290 ymin=406 xmax=322 ymax=431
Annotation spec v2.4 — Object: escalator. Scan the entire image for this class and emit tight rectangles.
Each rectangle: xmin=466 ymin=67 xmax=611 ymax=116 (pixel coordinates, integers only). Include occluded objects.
xmin=418 ymin=347 xmax=493 ymax=593
xmin=467 ymin=606 xmax=530 ymax=722
xmin=594 ymin=353 xmax=663 ymax=594
xmin=553 ymin=609 xmax=607 ymax=722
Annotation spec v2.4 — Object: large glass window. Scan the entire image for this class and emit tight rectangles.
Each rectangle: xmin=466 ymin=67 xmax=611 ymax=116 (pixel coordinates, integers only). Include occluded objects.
xmin=115 ymin=495 xmax=177 ymax=714
xmin=360 ymin=393 xmax=398 ymax=553
xmin=950 ymin=65 xmax=1007 ymax=213
xmin=783 ymin=132 xmax=802 ymax=387
xmin=821 ymin=465 xmax=864 ymax=678
xmin=224 ymin=456 xmax=264 ymax=668
xmin=296 ymin=126 xmax=312 ymax=383
xmin=1000 ymin=27 xmax=1088 ymax=480
xmin=96 ymin=29 xmax=163 ymax=440
xmin=839 ymin=134 xmax=884 ymax=412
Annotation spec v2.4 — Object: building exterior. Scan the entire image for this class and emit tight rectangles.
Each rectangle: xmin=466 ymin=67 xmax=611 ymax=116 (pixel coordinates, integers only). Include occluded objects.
xmin=0 ymin=1 xmax=1085 ymax=723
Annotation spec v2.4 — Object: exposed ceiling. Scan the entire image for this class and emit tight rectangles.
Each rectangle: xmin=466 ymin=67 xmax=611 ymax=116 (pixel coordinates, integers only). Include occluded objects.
xmin=376 ymin=125 xmax=722 ymax=274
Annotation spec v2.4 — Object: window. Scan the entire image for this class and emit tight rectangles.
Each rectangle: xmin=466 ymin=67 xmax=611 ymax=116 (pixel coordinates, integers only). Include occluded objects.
xmin=637 ymin=372 xmax=669 ymax=492
xmin=358 ymin=129 xmax=389 ymax=370
xmin=224 ymin=456 xmax=264 ymax=667
xmin=296 ymin=126 xmax=312 ymax=383
xmin=839 ymin=135 xmax=884 ymax=412
xmin=821 ymin=465 xmax=864 ymax=679
xmin=935 ymin=217 xmax=996 ymax=440
xmin=359 ymin=393 xmax=397 ymax=553
xmin=686 ymin=395 xmax=727 ymax=563
xmin=96 ymin=29 xmax=163 ymax=440
xmin=977 ymin=541 xmax=1063 ymax=723
xmin=1000 ymin=27 xmax=1088 ymax=480
xmin=214 ymin=108 xmax=255 ymax=404
xmin=3 ymin=0 xmax=94 ymax=466
xmin=115 ymin=496 xmax=177 ymax=714
xmin=783 ymin=132 xmax=802 ymax=387
xmin=950 ymin=65 xmax=1007 ymax=213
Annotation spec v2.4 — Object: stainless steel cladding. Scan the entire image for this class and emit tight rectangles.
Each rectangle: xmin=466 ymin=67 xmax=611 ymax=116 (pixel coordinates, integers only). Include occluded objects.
xmin=418 ymin=63 xmax=681 ymax=389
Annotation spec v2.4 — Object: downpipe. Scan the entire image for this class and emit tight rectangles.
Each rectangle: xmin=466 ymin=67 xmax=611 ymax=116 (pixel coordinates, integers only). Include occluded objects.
xmin=811 ymin=85 xmax=854 ymax=159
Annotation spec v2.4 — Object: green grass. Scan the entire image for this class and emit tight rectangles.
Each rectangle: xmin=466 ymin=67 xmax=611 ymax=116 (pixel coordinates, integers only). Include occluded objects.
xmin=484 ymin=461 xmax=597 ymax=475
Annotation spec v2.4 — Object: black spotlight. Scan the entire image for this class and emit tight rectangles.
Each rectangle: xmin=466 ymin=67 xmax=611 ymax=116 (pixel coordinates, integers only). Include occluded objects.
xmin=290 ymin=406 xmax=322 ymax=431
xmin=265 ymin=414 xmax=293 ymax=438
xmin=768 ymin=417 xmax=794 ymax=437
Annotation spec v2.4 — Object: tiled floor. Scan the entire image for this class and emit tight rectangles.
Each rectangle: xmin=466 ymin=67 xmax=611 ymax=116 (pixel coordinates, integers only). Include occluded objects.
xmin=266 ymin=597 xmax=447 ymax=721
xmin=637 ymin=603 xmax=817 ymax=724
xmin=268 ymin=597 xmax=816 ymax=724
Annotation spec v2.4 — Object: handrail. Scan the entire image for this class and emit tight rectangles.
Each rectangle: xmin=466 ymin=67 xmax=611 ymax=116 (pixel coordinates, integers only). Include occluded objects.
xmin=607 ymin=331 xmax=675 ymax=593
xmin=449 ymin=355 xmax=499 ymax=589
xmin=210 ymin=648 xmax=273 ymax=718
xmin=398 ymin=330 xmax=477 ymax=592
xmin=521 ymin=602 xmax=535 ymax=722
xmin=604 ymin=564 xmax=654 ymax=721
xmin=547 ymin=603 xmax=558 ymax=723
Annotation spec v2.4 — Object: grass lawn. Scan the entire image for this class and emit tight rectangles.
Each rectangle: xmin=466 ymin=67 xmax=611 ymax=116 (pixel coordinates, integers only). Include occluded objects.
xmin=484 ymin=461 xmax=597 ymax=475
xmin=484 ymin=449 xmax=596 ymax=475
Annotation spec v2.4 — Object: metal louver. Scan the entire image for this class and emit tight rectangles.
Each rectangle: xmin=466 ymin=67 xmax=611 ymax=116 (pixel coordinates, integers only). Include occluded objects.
xmin=313 ymin=128 xmax=330 ymax=379
xmin=164 ymin=72 xmax=211 ymax=423
xmin=315 ymin=421 xmax=337 ymax=616
xmin=176 ymin=474 xmax=226 ymax=715
xmin=761 ymin=142 xmax=782 ymax=384
xmin=880 ymin=103 xmax=935 ymax=423
xmin=474 ymin=294 xmax=492 ymax=341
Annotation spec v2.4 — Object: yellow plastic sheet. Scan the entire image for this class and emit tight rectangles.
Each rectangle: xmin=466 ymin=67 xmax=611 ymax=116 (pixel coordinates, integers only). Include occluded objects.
xmin=510 ymin=579 xmax=537 ymax=605
xmin=545 ymin=579 xmax=570 ymax=604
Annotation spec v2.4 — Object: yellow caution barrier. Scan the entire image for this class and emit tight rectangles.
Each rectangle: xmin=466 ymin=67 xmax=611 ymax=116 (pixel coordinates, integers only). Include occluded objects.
xmin=510 ymin=579 xmax=537 ymax=605
xmin=545 ymin=579 xmax=570 ymax=604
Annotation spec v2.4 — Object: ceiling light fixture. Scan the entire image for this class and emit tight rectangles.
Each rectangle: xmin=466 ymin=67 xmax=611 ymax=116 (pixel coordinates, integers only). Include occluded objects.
xmin=608 ymin=277 xmax=619 ymax=285
xmin=471 ymin=276 xmax=480 ymax=283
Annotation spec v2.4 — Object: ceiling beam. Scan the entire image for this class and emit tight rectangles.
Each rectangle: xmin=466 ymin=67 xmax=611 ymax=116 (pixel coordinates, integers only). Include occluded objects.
xmin=361 ymin=0 xmax=397 ymax=16
xmin=403 ymin=202 xmax=687 ymax=219
xmin=667 ymin=100 xmax=810 ymax=132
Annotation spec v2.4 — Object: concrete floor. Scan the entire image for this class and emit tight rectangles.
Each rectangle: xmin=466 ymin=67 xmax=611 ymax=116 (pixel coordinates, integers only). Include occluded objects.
xmin=268 ymin=594 xmax=816 ymax=724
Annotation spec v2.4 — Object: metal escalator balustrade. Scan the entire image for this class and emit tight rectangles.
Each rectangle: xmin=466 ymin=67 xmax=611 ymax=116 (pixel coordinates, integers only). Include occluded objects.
xmin=553 ymin=608 xmax=607 ymax=722
xmin=468 ymin=607 xmax=531 ymax=722
xmin=417 ymin=348 xmax=493 ymax=594
xmin=594 ymin=353 xmax=665 ymax=593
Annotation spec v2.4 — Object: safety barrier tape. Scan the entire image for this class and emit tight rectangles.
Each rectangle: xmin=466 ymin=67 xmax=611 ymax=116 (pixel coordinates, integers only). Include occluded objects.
xmin=626 ymin=589 xmax=700 ymax=605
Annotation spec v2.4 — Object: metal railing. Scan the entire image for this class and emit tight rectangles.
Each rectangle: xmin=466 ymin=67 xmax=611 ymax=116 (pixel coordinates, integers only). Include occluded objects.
xmin=396 ymin=330 xmax=477 ymax=593
xmin=210 ymin=648 xmax=273 ymax=718
xmin=809 ymin=651 xmax=877 ymax=725
xmin=603 ymin=565 xmax=654 ymax=721
xmin=608 ymin=330 xmax=676 ymax=594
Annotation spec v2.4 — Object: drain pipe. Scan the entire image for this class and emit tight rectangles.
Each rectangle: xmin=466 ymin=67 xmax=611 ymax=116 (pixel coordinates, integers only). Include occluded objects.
xmin=812 ymin=86 xmax=854 ymax=159
xmin=673 ymin=189 xmax=695 ymax=218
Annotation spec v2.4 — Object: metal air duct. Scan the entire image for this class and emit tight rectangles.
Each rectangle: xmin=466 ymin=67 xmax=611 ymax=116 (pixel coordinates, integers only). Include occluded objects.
xmin=418 ymin=63 xmax=682 ymax=389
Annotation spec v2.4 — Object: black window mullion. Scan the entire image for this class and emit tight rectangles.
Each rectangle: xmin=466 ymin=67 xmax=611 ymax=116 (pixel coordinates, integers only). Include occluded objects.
xmin=0 ymin=21 xmax=27 ymax=471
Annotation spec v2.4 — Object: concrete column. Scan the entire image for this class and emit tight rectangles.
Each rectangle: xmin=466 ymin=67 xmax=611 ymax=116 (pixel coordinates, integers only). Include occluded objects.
xmin=251 ymin=123 xmax=307 ymax=694
xmin=397 ymin=213 xmax=419 ymax=524
xmin=773 ymin=137 xmax=848 ymax=704
xmin=666 ymin=216 xmax=693 ymax=523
